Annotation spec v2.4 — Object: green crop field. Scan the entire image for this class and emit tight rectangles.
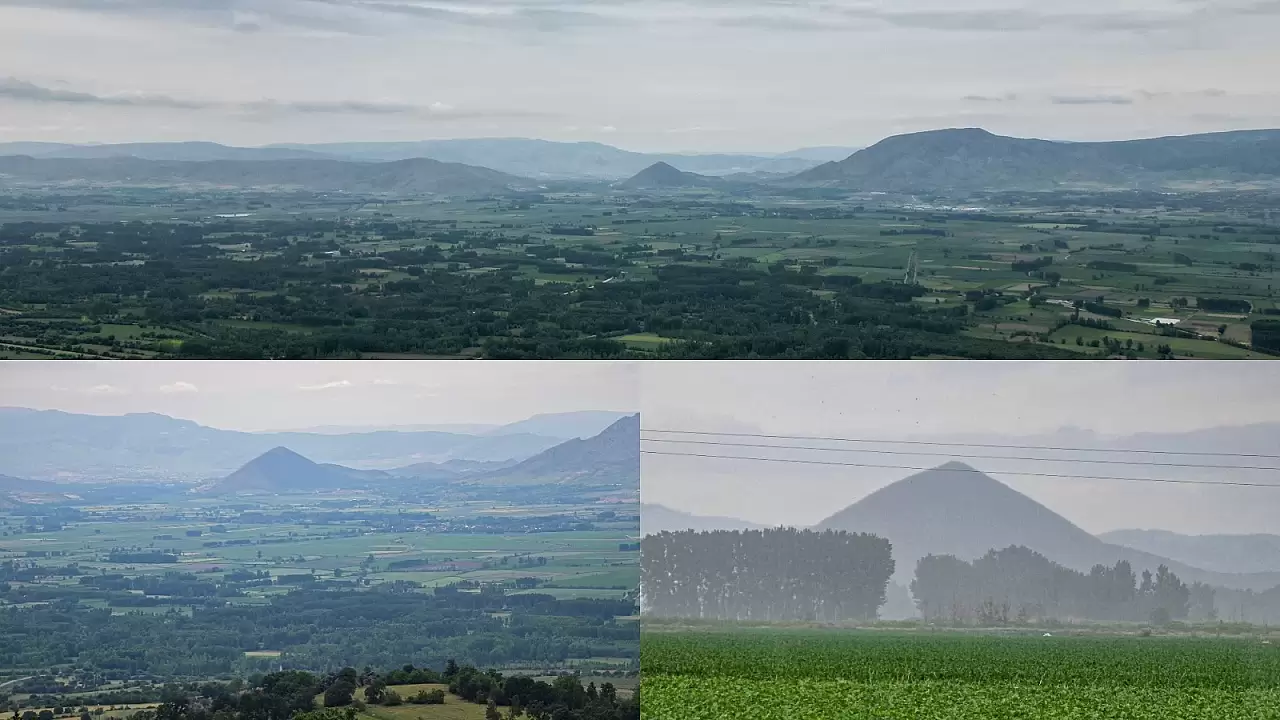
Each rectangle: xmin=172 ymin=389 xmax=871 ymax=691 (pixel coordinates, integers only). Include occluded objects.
xmin=641 ymin=629 xmax=1280 ymax=720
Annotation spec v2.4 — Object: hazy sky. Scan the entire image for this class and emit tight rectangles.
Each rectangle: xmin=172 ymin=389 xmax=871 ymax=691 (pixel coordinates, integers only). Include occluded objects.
xmin=0 ymin=361 xmax=638 ymax=431
xmin=2 ymin=0 xmax=1279 ymax=151
xmin=640 ymin=361 xmax=1280 ymax=534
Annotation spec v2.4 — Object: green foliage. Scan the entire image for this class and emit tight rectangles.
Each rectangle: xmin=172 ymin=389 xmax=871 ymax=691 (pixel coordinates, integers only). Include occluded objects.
xmin=641 ymin=529 xmax=894 ymax=622
xmin=0 ymin=589 xmax=637 ymax=679
xmin=1251 ymin=319 xmax=1280 ymax=354
xmin=643 ymin=630 xmax=1280 ymax=719
xmin=911 ymin=548 xmax=1195 ymax=624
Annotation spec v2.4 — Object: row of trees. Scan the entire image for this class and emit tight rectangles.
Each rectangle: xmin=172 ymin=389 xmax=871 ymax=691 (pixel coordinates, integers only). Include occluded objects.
xmin=640 ymin=532 xmax=1235 ymax=626
xmin=115 ymin=662 xmax=637 ymax=720
xmin=911 ymin=546 xmax=1213 ymax=625
xmin=640 ymin=528 xmax=895 ymax=622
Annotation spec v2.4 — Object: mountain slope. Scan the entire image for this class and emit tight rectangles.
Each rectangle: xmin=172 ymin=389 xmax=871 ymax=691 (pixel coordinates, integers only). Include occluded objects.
xmin=640 ymin=503 xmax=765 ymax=535
xmin=0 ymin=473 xmax=60 ymax=493
xmin=1100 ymin=529 xmax=1280 ymax=575
xmin=0 ymin=156 xmax=526 ymax=195
xmin=267 ymin=138 xmax=824 ymax=179
xmin=486 ymin=411 xmax=634 ymax=440
xmin=785 ymin=128 xmax=1280 ymax=192
xmin=0 ymin=407 xmax=565 ymax=481
xmin=814 ymin=462 xmax=1280 ymax=590
xmin=203 ymin=447 xmax=380 ymax=494
xmin=620 ymin=162 xmax=715 ymax=189
xmin=478 ymin=414 xmax=639 ymax=486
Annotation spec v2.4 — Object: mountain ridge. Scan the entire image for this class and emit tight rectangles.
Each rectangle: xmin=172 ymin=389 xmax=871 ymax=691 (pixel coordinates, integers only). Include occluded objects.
xmin=784 ymin=127 xmax=1280 ymax=191
xmin=476 ymin=414 xmax=639 ymax=487
xmin=640 ymin=503 xmax=766 ymax=535
xmin=0 ymin=407 xmax=600 ymax=480
xmin=0 ymin=138 xmax=834 ymax=180
xmin=1099 ymin=529 xmax=1280 ymax=575
xmin=0 ymin=155 xmax=527 ymax=195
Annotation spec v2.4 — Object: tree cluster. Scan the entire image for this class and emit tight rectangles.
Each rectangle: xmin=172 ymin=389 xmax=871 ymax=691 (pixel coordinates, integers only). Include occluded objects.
xmin=910 ymin=546 xmax=1211 ymax=625
xmin=640 ymin=528 xmax=894 ymax=622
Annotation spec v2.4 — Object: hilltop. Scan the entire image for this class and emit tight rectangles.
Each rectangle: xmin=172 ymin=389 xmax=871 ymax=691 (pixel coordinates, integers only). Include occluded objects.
xmin=785 ymin=127 xmax=1280 ymax=191
xmin=814 ymin=462 xmax=1280 ymax=590
xmin=200 ymin=446 xmax=387 ymax=494
xmin=620 ymin=162 xmax=716 ymax=190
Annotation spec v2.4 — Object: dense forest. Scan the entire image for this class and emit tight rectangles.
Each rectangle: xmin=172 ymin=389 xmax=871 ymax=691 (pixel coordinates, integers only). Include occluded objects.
xmin=639 ymin=528 xmax=894 ymax=622
xmin=0 ymin=587 xmax=637 ymax=681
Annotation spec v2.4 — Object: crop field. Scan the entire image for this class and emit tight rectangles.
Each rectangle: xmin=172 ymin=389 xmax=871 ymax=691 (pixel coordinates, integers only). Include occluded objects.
xmin=0 ymin=499 xmax=640 ymax=608
xmin=641 ymin=629 xmax=1280 ymax=719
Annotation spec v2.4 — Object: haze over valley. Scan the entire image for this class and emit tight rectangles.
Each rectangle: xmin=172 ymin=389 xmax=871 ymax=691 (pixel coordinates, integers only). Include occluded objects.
xmin=0 ymin=362 xmax=642 ymax=720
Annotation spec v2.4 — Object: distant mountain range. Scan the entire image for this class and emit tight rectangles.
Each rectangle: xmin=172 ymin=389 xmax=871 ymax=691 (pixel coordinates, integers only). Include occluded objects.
xmin=0 ymin=407 xmax=631 ymax=481
xmin=200 ymin=414 xmax=639 ymax=494
xmin=9 ymin=128 xmax=1280 ymax=193
xmin=1099 ymin=529 xmax=1280 ymax=575
xmin=0 ymin=155 xmax=525 ymax=195
xmin=646 ymin=462 xmax=1280 ymax=591
xmin=640 ymin=503 xmax=765 ymax=535
xmin=0 ymin=138 xmax=855 ymax=181
xmin=786 ymin=127 xmax=1280 ymax=192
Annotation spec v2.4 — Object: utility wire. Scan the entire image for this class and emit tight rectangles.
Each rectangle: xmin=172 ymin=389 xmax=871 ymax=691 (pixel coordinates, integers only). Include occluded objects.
xmin=641 ymin=428 xmax=1280 ymax=460
xmin=641 ymin=437 xmax=1280 ymax=472
xmin=640 ymin=450 xmax=1280 ymax=489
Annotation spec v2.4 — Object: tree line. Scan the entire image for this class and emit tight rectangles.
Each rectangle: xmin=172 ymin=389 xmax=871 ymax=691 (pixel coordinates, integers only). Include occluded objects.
xmin=910 ymin=546 xmax=1214 ymax=625
xmin=640 ymin=528 xmax=894 ymax=622
xmin=98 ymin=662 xmax=638 ymax=720
xmin=639 ymin=531 xmax=1239 ymax=627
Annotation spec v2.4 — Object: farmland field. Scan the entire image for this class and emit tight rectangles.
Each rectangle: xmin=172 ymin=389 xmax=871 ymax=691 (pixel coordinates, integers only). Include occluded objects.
xmin=3 ymin=185 xmax=1278 ymax=360
xmin=641 ymin=628 xmax=1280 ymax=719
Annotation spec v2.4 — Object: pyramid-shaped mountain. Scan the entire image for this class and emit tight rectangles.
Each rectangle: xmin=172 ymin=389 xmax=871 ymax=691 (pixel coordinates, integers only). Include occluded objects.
xmin=206 ymin=447 xmax=371 ymax=494
xmin=620 ymin=162 xmax=714 ymax=189
xmin=477 ymin=414 xmax=639 ymax=486
xmin=814 ymin=462 xmax=1280 ymax=590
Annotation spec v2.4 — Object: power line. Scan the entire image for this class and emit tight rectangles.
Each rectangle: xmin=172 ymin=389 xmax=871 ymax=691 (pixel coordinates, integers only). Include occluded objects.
xmin=641 ymin=428 xmax=1280 ymax=461
xmin=639 ymin=450 xmax=1280 ymax=489
xmin=641 ymin=437 xmax=1280 ymax=472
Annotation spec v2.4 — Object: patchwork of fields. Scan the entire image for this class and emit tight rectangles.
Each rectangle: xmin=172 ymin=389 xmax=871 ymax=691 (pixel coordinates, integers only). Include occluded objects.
xmin=2 ymin=187 xmax=1277 ymax=359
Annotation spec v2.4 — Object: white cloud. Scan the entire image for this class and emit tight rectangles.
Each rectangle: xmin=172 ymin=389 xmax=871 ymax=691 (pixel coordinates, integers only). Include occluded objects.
xmin=87 ymin=384 xmax=126 ymax=395
xmin=298 ymin=379 xmax=353 ymax=391
xmin=158 ymin=381 xmax=199 ymax=394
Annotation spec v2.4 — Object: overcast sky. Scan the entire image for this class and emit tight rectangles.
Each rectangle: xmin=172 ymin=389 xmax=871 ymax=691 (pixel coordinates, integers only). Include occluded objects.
xmin=0 ymin=361 xmax=638 ymax=431
xmin=640 ymin=361 xmax=1280 ymax=534
xmin=2 ymin=0 xmax=1279 ymax=151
